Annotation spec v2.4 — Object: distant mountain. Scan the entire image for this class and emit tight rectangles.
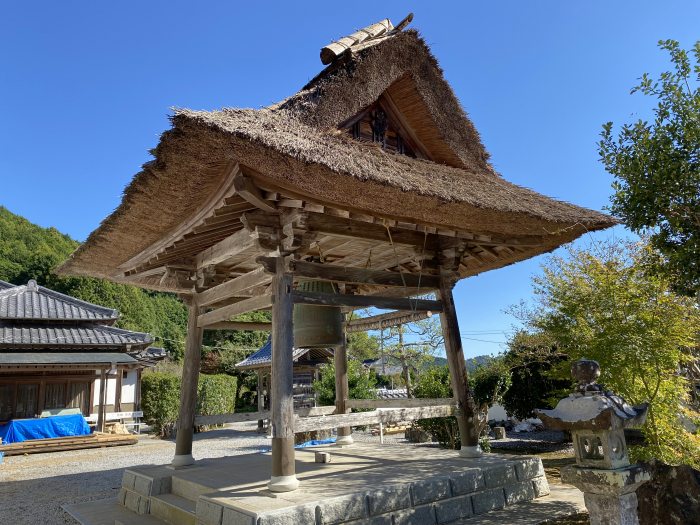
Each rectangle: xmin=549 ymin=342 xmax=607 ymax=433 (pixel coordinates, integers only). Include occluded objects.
xmin=424 ymin=354 xmax=492 ymax=372
xmin=466 ymin=355 xmax=493 ymax=372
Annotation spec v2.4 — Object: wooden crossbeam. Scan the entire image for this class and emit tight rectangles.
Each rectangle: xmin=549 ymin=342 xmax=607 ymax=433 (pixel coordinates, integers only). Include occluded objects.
xmin=346 ymin=310 xmax=432 ymax=332
xmin=257 ymin=257 xmax=439 ymax=289
xmin=290 ymin=260 xmax=439 ymax=288
xmin=195 ymin=267 xmax=269 ymax=307
xmin=233 ymin=166 xmax=278 ymax=214
xmin=203 ymin=321 xmax=272 ymax=331
xmin=292 ymin=291 xmax=442 ymax=312
xmin=195 ymin=228 xmax=255 ymax=268
xmin=305 ymin=212 xmax=438 ymax=250
xmin=197 ymin=295 xmax=273 ymax=328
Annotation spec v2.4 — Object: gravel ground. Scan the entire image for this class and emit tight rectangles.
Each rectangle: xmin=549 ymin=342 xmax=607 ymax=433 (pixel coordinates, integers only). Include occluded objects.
xmin=0 ymin=423 xmax=272 ymax=525
xmin=0 ymin=423 xmax=417 ymax=525
xmin=490 ymin=430 xmax=575 ymax=454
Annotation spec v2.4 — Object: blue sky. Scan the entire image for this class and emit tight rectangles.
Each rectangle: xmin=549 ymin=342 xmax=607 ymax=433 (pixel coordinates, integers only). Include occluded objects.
xmin=1 ymin=2 xmax=698 ymax=358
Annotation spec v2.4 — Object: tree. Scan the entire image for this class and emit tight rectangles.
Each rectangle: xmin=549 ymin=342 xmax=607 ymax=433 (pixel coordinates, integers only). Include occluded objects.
xmin=599 ymin=40 xmax=700 ymax=297
xmin=514 ymin=240 xmax=700 ymax=467
xmin=413 ymin=361 xmax=510 ymax=450
xmin=312 ymin=359 xmax=378 ymax=406
xmin=501 ymin=331 xmax=572 ymax=420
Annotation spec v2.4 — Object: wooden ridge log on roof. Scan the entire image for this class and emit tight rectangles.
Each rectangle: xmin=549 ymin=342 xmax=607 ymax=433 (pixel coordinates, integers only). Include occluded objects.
xmin=320 ymin=19 xmax=394 ymax=65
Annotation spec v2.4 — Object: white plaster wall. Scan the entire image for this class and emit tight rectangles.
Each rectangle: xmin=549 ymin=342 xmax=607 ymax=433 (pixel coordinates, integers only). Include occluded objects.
xmin=92 ymin=371 xmax=118 ymax=408
xmin=121 ymin=371 xmax=136 ymax=404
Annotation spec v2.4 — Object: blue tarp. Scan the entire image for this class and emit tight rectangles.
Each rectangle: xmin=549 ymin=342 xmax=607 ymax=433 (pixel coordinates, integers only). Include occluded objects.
xmin=0 ymin=414 xmax=91 ymax=444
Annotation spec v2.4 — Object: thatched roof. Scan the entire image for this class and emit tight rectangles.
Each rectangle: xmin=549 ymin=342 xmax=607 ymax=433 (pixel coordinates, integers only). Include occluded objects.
xmin=58 ymin=17 xmax=616 ymax=283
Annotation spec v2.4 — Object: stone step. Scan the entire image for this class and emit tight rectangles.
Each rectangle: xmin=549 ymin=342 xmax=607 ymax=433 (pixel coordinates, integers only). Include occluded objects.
xmin=171 ymin=475 xmax=213 ymax=501
xmin=149 ymin=494 xmax=196 ymax=525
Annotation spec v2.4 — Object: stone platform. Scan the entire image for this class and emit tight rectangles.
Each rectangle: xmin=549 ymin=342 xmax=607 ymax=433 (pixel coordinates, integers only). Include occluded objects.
xmin=64 ymin=443 xmax=557 ymax=525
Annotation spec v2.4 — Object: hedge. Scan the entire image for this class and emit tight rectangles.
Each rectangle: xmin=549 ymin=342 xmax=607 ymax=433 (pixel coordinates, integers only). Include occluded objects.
xmin=141 ymin=372 xmax=237 ymax=437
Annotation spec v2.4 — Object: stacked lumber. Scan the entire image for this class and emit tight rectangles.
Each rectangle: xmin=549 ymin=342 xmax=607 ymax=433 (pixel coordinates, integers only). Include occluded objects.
xmin=0 ymin=433 xmax=137 ymax=456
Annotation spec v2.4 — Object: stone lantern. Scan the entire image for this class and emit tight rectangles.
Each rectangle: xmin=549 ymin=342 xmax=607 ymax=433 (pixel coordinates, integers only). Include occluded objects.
xmin=537 ymin=359 xmax=651 ymax=525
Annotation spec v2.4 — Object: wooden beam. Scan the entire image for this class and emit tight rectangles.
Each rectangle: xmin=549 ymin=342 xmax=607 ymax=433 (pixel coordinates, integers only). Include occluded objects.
xmin=346 ymin=310 xmax=433 ymax=332
xmin=293 ymin=405 xmax=455 ymax=433
xmin=281 ymin=259 xmax=439 ymax=288
xmin=292 ymin=291 xmax=442 ymax=312
xmin=195 ymin=228 xmax=255 ymax=268
xmin=197 ymin=295 xmax=273 ymax=328
xmin=204 ymin=321 xmax=272 ymax=331
xmin=194 ymin=406 xmax=336 ymax=427
xmin=233 ymin=166 xmax=278 ymax=213
xmin=346 ymin=397 xmax=455 ymax=410
xmin=195 ymin=267 xmax=269 ymax=307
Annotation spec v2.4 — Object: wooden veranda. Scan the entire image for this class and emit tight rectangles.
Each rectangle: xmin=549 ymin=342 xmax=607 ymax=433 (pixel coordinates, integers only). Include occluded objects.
xmin=58 ymin=14 xmax=615 ymax=493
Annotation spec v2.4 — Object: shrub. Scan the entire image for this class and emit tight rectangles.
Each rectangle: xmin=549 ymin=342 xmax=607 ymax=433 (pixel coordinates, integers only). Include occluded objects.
xmin=141 ymin=371 xmax=237 ymax=437
xmin=141 ymin=371 xmax=181 ymax=437
xmin=197 ymin=374 xmax=237 ymax=417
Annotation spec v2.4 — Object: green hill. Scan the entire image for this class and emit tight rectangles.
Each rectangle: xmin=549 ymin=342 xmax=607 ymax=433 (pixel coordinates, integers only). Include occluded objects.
xmin=0 ymin=206 xmax=188 ymax=358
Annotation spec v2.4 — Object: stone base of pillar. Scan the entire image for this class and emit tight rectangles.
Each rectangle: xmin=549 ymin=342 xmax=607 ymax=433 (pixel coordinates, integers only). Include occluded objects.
xmin=335 ymin=433 xmax=354 ymax=446
xmin=458 ymin=445 xmax=483 ymax=458
xmin=171 ymin=453 xmax=195 ymax=468
xmin=584 ymin=492 xmax=640 ymax=525
xmin=268 ymin=475 xmax=300 ymax=492
xmin=561 ymin=464 xmax=651 ymax=525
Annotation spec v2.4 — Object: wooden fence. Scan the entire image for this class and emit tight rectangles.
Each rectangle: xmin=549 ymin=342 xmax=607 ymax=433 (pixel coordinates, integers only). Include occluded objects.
xmin=193 ymin=398 xmax=455 ymax=432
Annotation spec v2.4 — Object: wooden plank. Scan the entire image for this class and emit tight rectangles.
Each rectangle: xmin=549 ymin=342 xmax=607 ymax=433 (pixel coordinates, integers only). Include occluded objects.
xmin=346 ymin=398 xmax=455 ymax=410
xmin=286 ymin=259 xmax=440 ymax=288
xmin=233 ymin=167 xmax=278 ymax=213
xmin=346 ymin=310 xmax=433 ymax=332
xmin=197 ymin=295 xmax=273 ymax=328
xmin=293 ymin=405 xmax=455 ymax=433
xmin=204 ymin=321 xmax=272 ymax=331
xmin=292 ymin=291 xmax=442 ymax=312
xmin=195 ymin=228 xmax=256 ymax=269
xmin=196 ymin=267 xmax=269 ymax=307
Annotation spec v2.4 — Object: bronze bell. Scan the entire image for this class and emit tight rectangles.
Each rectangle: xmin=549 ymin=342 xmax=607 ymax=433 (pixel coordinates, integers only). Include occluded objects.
xmin=293 ymin=280 xmax=344 ymax=348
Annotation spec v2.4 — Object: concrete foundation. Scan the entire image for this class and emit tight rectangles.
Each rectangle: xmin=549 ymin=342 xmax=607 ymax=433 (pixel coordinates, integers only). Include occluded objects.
xmin=65 ymin=443 xmax=557 ymax=525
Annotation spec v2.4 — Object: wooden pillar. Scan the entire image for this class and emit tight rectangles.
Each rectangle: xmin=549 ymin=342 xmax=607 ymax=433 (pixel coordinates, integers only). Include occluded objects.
xmin=438 ymin=277 xmax=482 ymax=457
xmin=97 ymin=369 xmax=107 ymax=433
xmin=114 ymin=368 xmax=122 ymax=412
xmin=268 ymin=257 xmax=299 ymax=492
xmin=172 ymin=297 xmax=204 ymax=467
xmin=257 ymin=370 xmax=265 ymax=433
xmin=334 ymin=331 xmax=353 ymax=445
xmin=135 ymin=368 xmax=142 ymax=411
